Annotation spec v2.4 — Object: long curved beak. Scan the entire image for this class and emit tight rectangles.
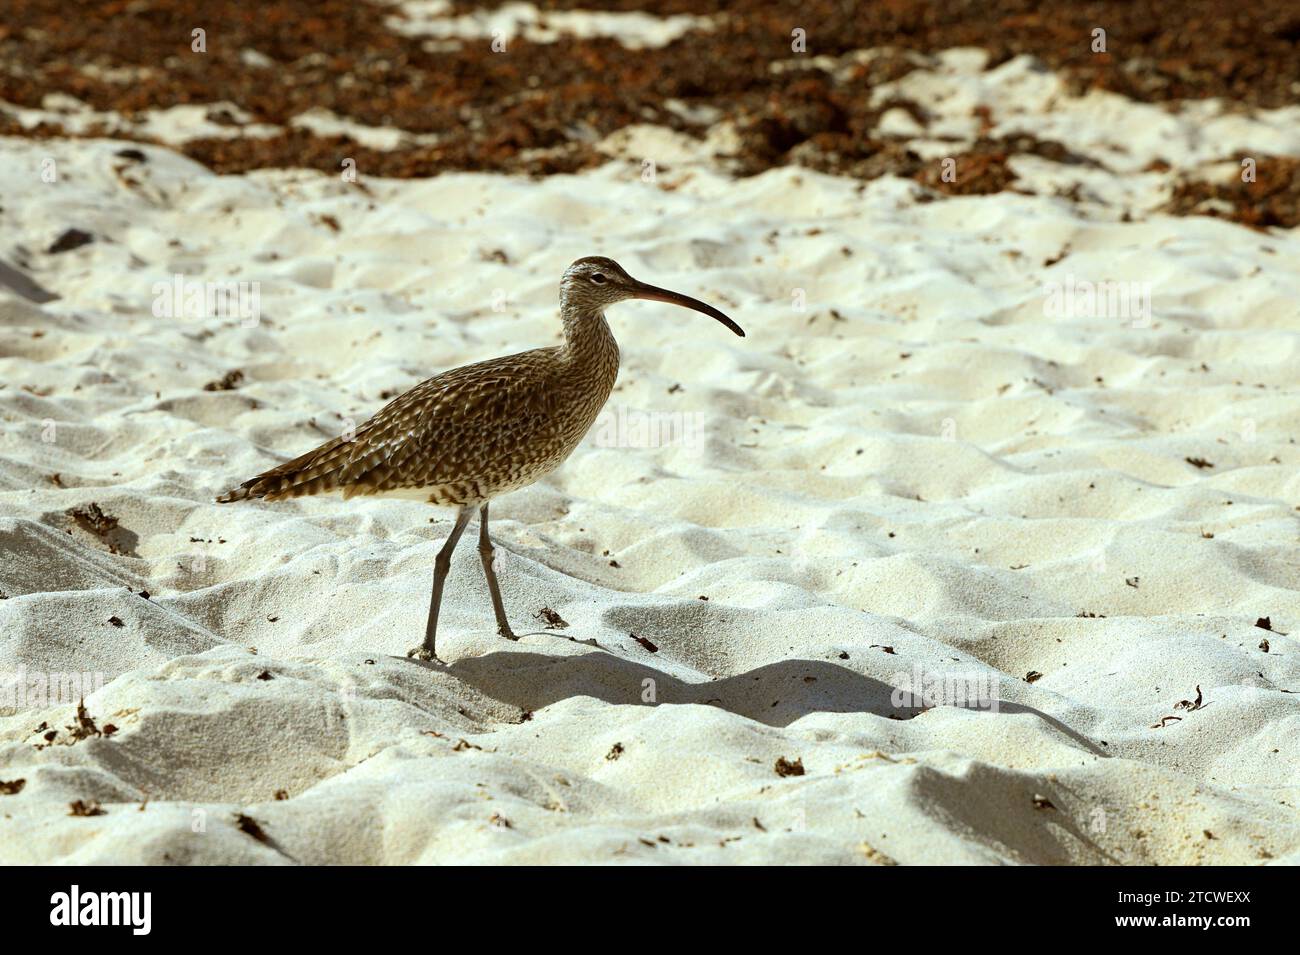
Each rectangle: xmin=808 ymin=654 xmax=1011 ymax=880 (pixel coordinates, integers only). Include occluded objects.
xmin=629 ymin=280 xmax=745 ymax=337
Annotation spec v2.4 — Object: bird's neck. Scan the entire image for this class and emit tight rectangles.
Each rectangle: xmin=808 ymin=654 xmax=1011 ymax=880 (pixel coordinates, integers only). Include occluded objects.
xmin=560 ymin=307 xmax=620 ymax=376
xmin=558 ymin=307 xmax=620 ymax=406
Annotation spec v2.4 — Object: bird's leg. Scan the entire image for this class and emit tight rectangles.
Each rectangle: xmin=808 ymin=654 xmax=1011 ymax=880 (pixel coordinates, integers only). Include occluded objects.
xmin=477 ymin=502 xmax=517 ymax=641
xmin=408 ymin=506 xmax=474 ymax=661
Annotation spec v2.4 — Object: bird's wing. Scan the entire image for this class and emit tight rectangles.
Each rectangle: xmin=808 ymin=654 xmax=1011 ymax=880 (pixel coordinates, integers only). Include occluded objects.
xmin=216 ymin=348 xmax=560 ymax=502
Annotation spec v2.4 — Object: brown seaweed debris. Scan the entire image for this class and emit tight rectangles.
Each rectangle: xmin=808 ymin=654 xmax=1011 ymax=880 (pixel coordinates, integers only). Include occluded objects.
xmin=67 ymin=502 xmax=118 ymax=542
xmin=68 ymin=799 xmax=106 ymax=817
xmin=47 ymin=229 xmax=94 ymax=254
xmin=203 ymin=369 xmax=245 ymax=392
xmin=534 ymin=607 xmax=569 ymax=630
xmin=234 ymin=812 xmax=271 ymax=843
xmin=1174 ymin=685 xmax=1205 ymax=711
xmin=65 ymin=698 xmax=103 ymax=743
xmin=2 ymin=0 xmax=1297 ymax=187
xmin=774 ymin=756 xmax=805 ymax=777
xmin=1163 ymin=156 xmax=1300 ymax=230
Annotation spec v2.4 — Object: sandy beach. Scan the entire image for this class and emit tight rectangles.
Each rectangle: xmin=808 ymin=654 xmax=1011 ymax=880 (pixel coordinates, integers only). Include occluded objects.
xmin=2 ymin=3 xmax=1299 ymax=865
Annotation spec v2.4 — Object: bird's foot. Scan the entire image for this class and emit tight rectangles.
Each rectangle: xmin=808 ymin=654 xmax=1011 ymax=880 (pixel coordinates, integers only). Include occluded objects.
xmin=406 ymin=645 xmax=442 ymax=663
xmin=498 ymin=624 xmax=519 ymax=642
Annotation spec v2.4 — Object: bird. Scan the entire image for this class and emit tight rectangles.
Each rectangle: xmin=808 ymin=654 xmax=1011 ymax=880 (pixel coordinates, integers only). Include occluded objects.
xmin=217 ymin=256 xmax=744 ymax=661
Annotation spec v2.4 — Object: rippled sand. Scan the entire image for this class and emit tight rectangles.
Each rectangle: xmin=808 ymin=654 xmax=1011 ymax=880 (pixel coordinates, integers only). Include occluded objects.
xmin=2 ymin=62 xmax=1299 ymax=861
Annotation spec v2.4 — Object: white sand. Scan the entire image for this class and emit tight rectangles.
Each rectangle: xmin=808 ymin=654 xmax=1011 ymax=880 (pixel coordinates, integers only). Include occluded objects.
xmin=386 ymin=0 xmax=714 ymax=49
xmin=2 ymin=60 xmax=1299 ymax=863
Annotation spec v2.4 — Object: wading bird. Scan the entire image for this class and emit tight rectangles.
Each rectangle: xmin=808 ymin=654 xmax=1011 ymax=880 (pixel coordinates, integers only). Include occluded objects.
xmin=218 ymin=257 xmax=744 ymax=660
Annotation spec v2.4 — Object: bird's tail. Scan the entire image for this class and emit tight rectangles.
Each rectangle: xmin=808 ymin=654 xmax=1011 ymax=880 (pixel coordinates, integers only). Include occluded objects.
xmin=215 ymin=484 xmax=256 ymax=503
xmin=215 ymin=437 xmax=354 ymax=503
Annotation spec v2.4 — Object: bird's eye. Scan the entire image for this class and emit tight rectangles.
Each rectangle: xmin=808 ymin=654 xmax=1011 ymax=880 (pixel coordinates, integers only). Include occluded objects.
xmin=590 ymin=273 xmax=606 ymax=284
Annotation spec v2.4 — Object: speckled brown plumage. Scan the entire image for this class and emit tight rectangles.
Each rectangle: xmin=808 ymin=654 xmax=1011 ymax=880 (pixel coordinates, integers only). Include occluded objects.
xmin=217 ymin=326 xmax=619 ymax=507
xmin=215 ymin=256 xmax=743 ymax=659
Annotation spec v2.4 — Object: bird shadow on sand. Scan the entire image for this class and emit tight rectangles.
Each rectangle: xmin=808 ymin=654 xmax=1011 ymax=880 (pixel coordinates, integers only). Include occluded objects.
xmin=419 ymin=637 xmax=1106 ymax=754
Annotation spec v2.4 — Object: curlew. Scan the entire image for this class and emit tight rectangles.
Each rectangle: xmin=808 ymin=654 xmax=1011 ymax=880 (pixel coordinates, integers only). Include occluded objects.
xmin=217 ymin=256 xmax=744 ymax=660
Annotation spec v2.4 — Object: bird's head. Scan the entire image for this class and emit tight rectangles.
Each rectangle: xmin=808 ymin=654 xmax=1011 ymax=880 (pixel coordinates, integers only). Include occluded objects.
xmin=559 ymin=256 xmax=744 ymax=337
